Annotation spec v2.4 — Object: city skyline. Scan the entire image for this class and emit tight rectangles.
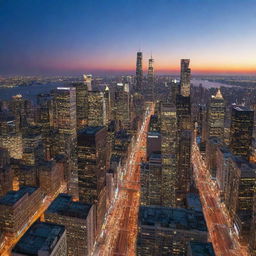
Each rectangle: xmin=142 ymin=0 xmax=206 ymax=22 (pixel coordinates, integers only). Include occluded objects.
xmin=1 ymin=0 xmax=256 ymax=76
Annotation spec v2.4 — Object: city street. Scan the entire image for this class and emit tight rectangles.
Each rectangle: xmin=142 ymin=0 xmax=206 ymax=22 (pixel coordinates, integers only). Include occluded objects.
xmin=192 ymin=132 xmax=250 ymax=256
xmin=93 ymin=103 xmax=154 ymax=256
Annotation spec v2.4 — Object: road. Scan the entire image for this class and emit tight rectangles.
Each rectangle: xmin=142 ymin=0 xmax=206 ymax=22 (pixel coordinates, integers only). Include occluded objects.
xmin=192 ymin=131 xmax=249 ymax=256
xmin=0 ymin=182 xmax=67 ymax=255
xmin=93 ymin=102 xmax=154 ymax=256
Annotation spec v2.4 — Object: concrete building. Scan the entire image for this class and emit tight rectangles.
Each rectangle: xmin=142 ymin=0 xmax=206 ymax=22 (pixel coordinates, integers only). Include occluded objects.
xmin=207 ymin=89 xmax=225 ymax=141
xmin=88 ymin=91 xmax=107 ymax=126
xmin=137 ymin=205 xmax=208 ymax=256
xmin=0 ymin=186 xmax=44 ymax=234
xmin=160 ymin=103 xmax=178 ymax=207
xmin=140 ymin=153 xmax=162 ymax=206
xmin=77 ymin=126 xmax=108 ymax=232
xmin=12 ymin=222 xmax=67 ymax=256
xmin=180 ymin=59 xmax=191 ymax=97
xmin=230 ymin=106 xmax=254 ymax=160
xmin=45 ymin=194 xmax=95 ymax=256
xmin=187 ymin=241 xmax=215 ymax=256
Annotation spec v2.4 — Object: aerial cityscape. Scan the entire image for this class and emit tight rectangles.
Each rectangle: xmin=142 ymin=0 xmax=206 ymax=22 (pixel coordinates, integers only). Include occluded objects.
xmin=1 ymin=1 xmax=256 ymax=256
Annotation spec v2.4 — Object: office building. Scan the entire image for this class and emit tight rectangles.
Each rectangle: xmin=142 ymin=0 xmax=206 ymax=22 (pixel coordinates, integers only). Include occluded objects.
xmin=140 ymin=153 xmax=162 ymax=206
xmin=230 ymin=106 xmax=254 ymax=160
xmin=208 ymin=89 xmax=225 ymax=141
xmin=135 ymin=51 xmax=143 ymax=93
xmin=146 ymin=56 xmax=154 ymax=101
xmin=137 ymin=205 xmax=208 ymax=256
xmin=0 ymin=186 xmax=43 ymax=234
xmin=38 ymin=160 xmax=64 ymax=197
xmin=12 ymin=222 xmax=67 ymax=256
xmin=146 ymin=131 xmax=161 ymax=159
xmin=0 ymin=148 xmax=13 ymax=196
xmin=77 ymin=126 xmax=107 ymax=231
xmin=205 ymin=137 xmax=222 ymax=178
xmin=113 ymin=83 xmax=130 ymax=129
xmin=45 ymin=193 xmax=95 ymax=256
xmin=52 ymin=87 xmax=77 ymax=198
xmin=22 ymin=127 xmax=44 ymax=166
xmin=225 ymin=156 xmax=256 ymax=242
xmin=83 ymin=74 xmax=92 ymax=91
xmin=88 ymin=91 xmax=107 ymax=126
xmin=180 ymin=59 xmax=191 ymax=97
xmin=160 ymin=103 xmax=177 ymax=207
xmin=74 ymin=82 xmax=89 ymax=129
xmin=187 ymin=241 xmax=215 ymax=256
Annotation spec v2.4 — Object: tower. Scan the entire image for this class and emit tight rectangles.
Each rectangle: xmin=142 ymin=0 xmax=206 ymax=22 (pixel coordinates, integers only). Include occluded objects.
xmin=207 ymin=88 xmax=225 ymax=141
xmin=180 ymin=59 xmax=191 ymax=97
xmin=135 ymin=51 xmax=143 ymax=93
xmin=147 ymin=56 xmax=154 ymax=101
xmin=230 ymin=106 xmax=254 ymax=160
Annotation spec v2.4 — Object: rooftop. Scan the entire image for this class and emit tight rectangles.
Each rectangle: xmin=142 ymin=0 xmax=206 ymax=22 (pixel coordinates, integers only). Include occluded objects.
xmin=189 ymin=241 xmax=215 ymax=256
xmin=0 ymin=186 xmax=37 ymax=206
xmin=186 ymin=193 xmax=203 ymax=212
xmin=233 ymin=106 xmax=252 ymax=112
xmin=46 ymin=193 xmax=92 ymax=219
xmin=139 ymin=205 xmax=207 ymax=232
xmin=78 ymin=126 xmax=105 ymax=136
xmin=12 ymin=222 xmax=65 ymax=256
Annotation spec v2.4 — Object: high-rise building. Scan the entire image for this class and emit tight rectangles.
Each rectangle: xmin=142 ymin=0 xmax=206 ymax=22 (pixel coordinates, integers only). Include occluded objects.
xmin=207 ymin=89 xmax=225 ymax=141
xmin=146 ymin=56 xmax=154 ymax=100
xmin=160 ymin=103 xmax=177 ymax=207
xmin=77 ymin=126 xmax=108 ymax=232
xmin=38 ymin=160 xmax=64 ymax=197
xmin=137 ymin=205 xmax=208 ymax=256
xmin=113 ymin=83 xmax=130 ymax=129
xmin=0 ymin=111 xmax=22 ymax=159
xmin=230 ymin=106 xmax=254 ymax=160
xmin=52 ymin=87 xmax=77 ymax=136
xmin=22 ymin=127 xmax=44 ymax=166
xmin=146 ymin=131 xmax=161 ymax=159
xmin=140 ymin=153 xmax=162 ymax=206
xmin=12 ymin=222 xmax=67 ymax=256
xmin=52 ymin=87 xmax=77 ymax=198
xmin=45 ymin=193 xmax=95 ymax=256
xmin=205 ymin=137 xmax=222 ymax=178
xmin=88 ymin=91 xmax=107 ymax=126
xmin=74 ymin=82 xmax=89 ymax=129
xmin=187 ymin=242 xmax=215 ymax=256
xmin=180 ymin=59 xmax=191 ymax=97
xmin=0 ymin=186 xmax=43 ymax=234
xmin=135 ymin=51 xmax=143 ymax=93
xmin=225 ymin=156 xmax=256 ymax=242
xmin=83 ymin=74 xmax=93 ymax=91
xmin=0 ymin=148 xmax=13 ymax=196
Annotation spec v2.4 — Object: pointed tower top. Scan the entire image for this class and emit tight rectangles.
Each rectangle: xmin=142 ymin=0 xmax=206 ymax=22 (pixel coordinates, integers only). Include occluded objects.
xmin=214 ymin=88 xmax=223 ymax=99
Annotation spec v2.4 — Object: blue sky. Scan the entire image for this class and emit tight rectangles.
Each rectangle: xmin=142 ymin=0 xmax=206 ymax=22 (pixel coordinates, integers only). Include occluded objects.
xmin=0 ymin=0 xmax=256 ymax=75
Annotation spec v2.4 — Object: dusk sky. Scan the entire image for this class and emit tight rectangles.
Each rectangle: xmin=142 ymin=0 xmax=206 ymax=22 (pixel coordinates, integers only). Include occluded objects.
xmin=1 ymin=0 xmax=256 ymax=75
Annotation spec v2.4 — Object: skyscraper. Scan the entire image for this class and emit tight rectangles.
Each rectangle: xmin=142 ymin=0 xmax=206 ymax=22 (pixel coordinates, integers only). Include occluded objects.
xmin=52 ymin=87 xmax=78 ymax=198
xmin=160 ymin=103 xmax=178 ymax=207
xmin=135 ymin=51 xmax=143 ymax=93
xmin=74 ymin=82 xmax=89 ymax=129
xmin=83 ymin=74 xmax=93 ymax=91
xmin=208 ymin=89 xmax=225 ymax=141
xmin=230 ymin=106 xmax=254 ymax=160
xmin=113 ymin=83 xmax=130 ymax=129
xmin=77 ymin=126 xmax=108 ymax=232
xmin=137 ymin=206 xmax=208 ymax=256
xmin=45 ymin=193 xmax=95 ymax=256
xmin=12 ymin=222 xmax=67 ymax=256
xmin=147 ymin=56 xmax=154 ymax=100
xmin=180 ymin=59 xmax=191 ymax=97
xmin=88 ymin=91 xmax=107 ymax=126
